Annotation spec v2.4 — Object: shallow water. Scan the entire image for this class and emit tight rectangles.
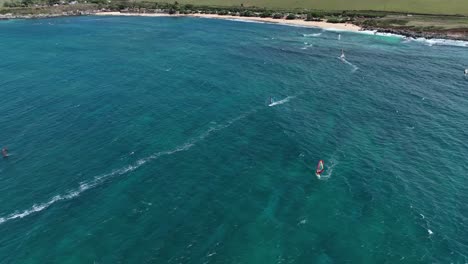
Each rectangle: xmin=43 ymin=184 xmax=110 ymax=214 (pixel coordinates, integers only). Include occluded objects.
xmin=0 ymin=16 xmax=467 ymax=263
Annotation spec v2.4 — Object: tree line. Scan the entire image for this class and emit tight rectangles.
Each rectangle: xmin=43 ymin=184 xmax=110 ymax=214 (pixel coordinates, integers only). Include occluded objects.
xmin=2 ymin=0 xmax=385 ymax=22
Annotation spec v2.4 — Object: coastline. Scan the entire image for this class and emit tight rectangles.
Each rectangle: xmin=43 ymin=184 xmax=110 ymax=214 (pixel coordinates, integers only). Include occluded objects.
xmin=2 ymin=10 xmax=466 ymax=42
xmin=94 ymin=12 xmax=362 ymax=32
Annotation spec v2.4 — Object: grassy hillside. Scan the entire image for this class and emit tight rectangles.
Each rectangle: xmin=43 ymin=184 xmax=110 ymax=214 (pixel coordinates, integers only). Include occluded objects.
xmin=153 ymin=0 xmax=468 ymax=15
xmin=378 ymin=14 xmax=468 ymax=29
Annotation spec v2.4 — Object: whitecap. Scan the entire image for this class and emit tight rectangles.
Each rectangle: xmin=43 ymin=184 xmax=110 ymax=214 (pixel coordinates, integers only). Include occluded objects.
xmin=224 ymin=18 xmax=266 ymax=24
xmin=410 ymin=37 xmax=468 ymax=48
xmin=358 ymin=30 xmax=405 ymax=39
xmin=300 ymin=42 xmax=313 ymax=50
xmin=302 ymin=33 xmax=322 ymax=37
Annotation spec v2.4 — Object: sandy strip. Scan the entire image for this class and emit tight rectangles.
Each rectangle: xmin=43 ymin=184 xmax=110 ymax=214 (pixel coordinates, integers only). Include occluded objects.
xmin=95 ymin=12 xmax=361 ymax=32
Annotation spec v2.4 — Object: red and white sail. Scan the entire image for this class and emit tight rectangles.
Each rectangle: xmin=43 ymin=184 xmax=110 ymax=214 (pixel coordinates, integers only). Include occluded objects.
xmin=316 ymin=160 xmax=324 ymax=175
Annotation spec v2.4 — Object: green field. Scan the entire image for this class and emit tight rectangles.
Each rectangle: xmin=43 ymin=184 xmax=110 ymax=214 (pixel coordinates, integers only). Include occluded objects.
xmin=379 ymin=14 xmax=468 ymax=29
xmin=153 ymin=0 xmax=468 ymax=15
xmin=2 ymin=0 xmax=468 ymax=15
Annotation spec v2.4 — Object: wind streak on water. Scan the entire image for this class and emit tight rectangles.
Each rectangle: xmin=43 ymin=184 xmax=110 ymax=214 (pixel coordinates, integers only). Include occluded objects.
xmin=0 ymin=110 xmax=254 ymax=225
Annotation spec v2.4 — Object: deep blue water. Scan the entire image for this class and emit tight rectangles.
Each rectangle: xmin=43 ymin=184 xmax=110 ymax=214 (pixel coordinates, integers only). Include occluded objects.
xmin=0 ymin=16 xmax=467 ymax=263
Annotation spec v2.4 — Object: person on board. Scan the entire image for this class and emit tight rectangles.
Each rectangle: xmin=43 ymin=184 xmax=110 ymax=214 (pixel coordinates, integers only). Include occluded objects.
xmin=340 ymin=49 xmax=345 ymax=60
xmin=315 ymin=160 xmax=324 ymax=177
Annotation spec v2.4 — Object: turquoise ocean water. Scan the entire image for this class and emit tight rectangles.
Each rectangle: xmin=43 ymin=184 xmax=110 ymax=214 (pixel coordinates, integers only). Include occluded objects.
xmin=0 ymin=16 xmax=467 ymax=263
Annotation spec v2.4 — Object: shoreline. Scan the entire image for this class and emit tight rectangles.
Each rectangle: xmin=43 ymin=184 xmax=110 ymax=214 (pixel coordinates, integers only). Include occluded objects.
xmin=2 ymin=11 xmax=466 ymax=42
xmin=94 ymin=12 xmax=362 ymax=32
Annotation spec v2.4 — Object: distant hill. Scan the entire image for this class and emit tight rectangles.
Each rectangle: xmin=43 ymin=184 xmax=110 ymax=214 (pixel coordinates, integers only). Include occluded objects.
xmin=155 ymin=0 xmax=468 ymax=15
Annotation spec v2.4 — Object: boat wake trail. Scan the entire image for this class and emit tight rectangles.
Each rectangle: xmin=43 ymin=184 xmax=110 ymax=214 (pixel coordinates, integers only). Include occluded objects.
xmin=339 ymin=57 xmax=359 ymax=72
xmin=0 ymin=110 xmax=254 ymax=225
xmin=269 ymin=96 xmax=295 ymax=107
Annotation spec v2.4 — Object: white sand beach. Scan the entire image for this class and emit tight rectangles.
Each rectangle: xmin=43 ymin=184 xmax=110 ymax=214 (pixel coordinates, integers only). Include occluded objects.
xmin=95 ymin=12 xmax=362 ymax=32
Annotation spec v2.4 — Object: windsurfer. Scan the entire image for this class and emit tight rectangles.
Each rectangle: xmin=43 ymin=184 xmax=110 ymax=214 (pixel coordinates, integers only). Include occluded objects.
xmin=316 ymin=160 xmax=324 ymax=177
xmin=340 ymin=49 xmax=345 ymax=60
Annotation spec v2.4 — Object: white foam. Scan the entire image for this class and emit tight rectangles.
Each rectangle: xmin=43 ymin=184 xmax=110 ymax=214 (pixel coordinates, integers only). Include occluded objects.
xmin=0 ymin=112 xmax=252 ymax=225
xmin=300 ymin=43 xmax=313 ymax=50
xmin=359 ymin=29 xmax=467 ymax=47
xmin=302 ymin=33 xmax=322 ymax=37
xmin=269 ymin=96 xmax=294 ymax=107
xmin=339 ymin=57 xmax=359 ymax=72
xmin=322 ymin=28 xmax=346 ymax=32
xmin=410 ymin=37 xmax=468 ymax=48
xmin=141 ymin=201 xmax=152 ymax=206
xmin=377 ymin=32 xmax=405 ymax=38
xmin=216 ymin=17 xmax=313 ymax=29
xmin=224 ymin=18 xmax=267 ymax=24
xmin=358 ymin=30 xmax=405 ymax=39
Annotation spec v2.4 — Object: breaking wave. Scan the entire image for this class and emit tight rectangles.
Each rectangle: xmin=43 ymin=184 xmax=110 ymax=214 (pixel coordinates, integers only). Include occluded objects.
xmin=302 ymin=33 xmax=322 ymax=37
xmin=358 ymin=30 xmax=405 ymax=39
xmin=410 ymin=38 xmax=468 ymax=48
xmin=359 ymin=30 xmax=467 ymax=48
